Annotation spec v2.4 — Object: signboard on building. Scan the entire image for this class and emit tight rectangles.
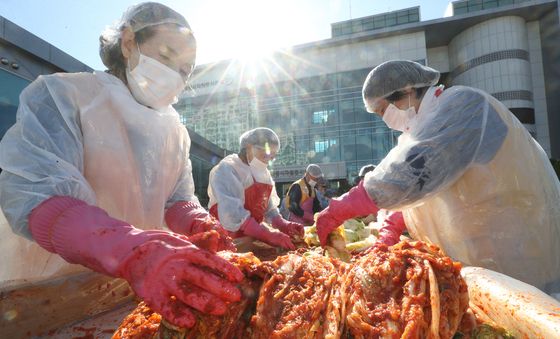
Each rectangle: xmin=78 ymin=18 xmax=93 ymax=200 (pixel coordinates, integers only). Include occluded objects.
xmin=271 ymin=162 xmax=347 ymax=182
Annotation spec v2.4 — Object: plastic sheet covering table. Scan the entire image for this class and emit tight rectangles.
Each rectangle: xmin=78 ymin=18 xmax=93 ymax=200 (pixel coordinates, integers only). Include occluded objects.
xmin=0 ymin=271 xmax=134 ymax=338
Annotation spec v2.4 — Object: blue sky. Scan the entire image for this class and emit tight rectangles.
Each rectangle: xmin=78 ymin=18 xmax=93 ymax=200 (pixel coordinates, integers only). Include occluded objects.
xmin=1 ymin=0 xmax=453 ymax=70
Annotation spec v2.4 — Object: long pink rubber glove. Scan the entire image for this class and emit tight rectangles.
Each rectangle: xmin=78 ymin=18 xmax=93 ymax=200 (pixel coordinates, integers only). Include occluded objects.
xmin=29 ymin=196 xmax=244 ymax=328
xmin=240 ymin=217 xmax=295 ymax=250
xmin=165 ymin=201 xmax=236 ymax=252
xmin=316 ymin=180 xmax=379 ymax=246
xmin=377 ymin=211 xmax=406 ymax=246
xmin=271 ymin=215 xmax=304 ymax=238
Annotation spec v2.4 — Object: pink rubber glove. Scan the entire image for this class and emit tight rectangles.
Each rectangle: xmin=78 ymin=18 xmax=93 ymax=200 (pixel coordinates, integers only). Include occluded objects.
xmin=302 ymin=211 xmax=315 ymax=225
xmin=29 ymin=196 xmax=244 ymax=328
xmin=240 ymin=217 xmax=295 ymax=250
xmin=165 ymin=201 xmax=236 ymax=252
xmin=271 ymin=215 xmax=304 ymax=238
xmin=187 ymin=230 xmax=221 ymax=253
xmin=316 ymin=180 xmax=379 ymax=246
xmin=377 ymin=211 xmax=406 ymax=246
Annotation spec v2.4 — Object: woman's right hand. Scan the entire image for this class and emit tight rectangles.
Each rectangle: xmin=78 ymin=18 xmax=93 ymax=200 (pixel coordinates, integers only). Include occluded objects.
xmin=119 ymin=233 xmax=244 ymax=328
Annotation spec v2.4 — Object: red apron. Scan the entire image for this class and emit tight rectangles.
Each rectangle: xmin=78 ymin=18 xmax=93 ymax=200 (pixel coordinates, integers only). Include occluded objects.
xmin=210 ymin=180 xmax=273 ymax=237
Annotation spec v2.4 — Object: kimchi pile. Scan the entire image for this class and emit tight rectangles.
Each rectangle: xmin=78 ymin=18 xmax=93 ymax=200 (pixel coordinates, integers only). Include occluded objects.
xmin=113 ymin=238 xmax=469 ymax=339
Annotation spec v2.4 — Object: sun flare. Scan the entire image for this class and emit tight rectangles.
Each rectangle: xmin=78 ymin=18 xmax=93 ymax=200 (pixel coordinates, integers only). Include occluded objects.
xmin=192 ymin=0 xmax=304 ymax=65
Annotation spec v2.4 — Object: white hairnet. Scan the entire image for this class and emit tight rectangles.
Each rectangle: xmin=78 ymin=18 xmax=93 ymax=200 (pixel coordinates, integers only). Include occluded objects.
xmin=120 ymin=2 xmax=190 ymax=33
xmin=362 ymin=60 xmax=440 ymax=102
xmin=99 ymin=2 xmax=192 ymax=74
xmin=306 ymin=164 xmax=323 ymax=178
xmin=239 ymin=127 xmax=280 ymax=150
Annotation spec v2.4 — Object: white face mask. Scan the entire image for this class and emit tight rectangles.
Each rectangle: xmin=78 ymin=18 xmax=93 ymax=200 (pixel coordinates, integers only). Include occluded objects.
xmin=249 ymin=148 xmax=269 ymax=173
xmin=382 ymin=95 xmax=416 ymax=132
xmin=126 ymin=45 xmax=186 ymax=110
xmin=249 ymin=157 xmax=268 ymax=171
xmin=308 ymin=179 xmax=317 ymax=188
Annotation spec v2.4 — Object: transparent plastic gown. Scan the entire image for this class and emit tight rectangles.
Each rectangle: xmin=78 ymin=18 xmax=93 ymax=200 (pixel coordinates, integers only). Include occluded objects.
xmin=365 ymin=85 xmax=560 ymax=292
xmin=0 ymin=71 xmax=198 ymax=283
xmin=208 ymin=154 xmax=281 ymax=232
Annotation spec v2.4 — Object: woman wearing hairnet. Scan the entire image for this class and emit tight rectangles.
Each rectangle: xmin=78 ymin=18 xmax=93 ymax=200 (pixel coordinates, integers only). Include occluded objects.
xmin=0 ymin=2 xmax=242 ymax=328
xmin=316 ymin=60 xmax=560 ymax=294
xmin=208 ymin=128 xmax=304 ymax=250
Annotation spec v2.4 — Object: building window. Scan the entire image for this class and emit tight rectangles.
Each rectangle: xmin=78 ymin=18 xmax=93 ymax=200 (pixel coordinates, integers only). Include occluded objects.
xmin=362 ymin=18 xmax=374 ymax=30
xmin=397 ymin=12 xmax=409 ymax=24
xmin=312 ymin=109 xmax=332 ymax=124
xmin=331 ymin=7 xmax=419 ymax=37
xmin=314 ymin=139 xmax=337 ymax=153
xmin=385 ymin=13 xmax=397 ymax=26
xmin=453 ymin=0 xmax=529 ymax=15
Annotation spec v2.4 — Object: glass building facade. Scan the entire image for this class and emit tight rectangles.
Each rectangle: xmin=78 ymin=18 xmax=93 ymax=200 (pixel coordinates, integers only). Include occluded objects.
xmin=332 ymin=7 xmax=420 ymax=38
xmin=177 ymin=66 xmax=401 ymax=188
xmin=255 ymin=68 xmax=398 ymax=178
xmin=190 ymin=153 xmax=219 ymax=206
xmin=179 ymin=0 xmax=560 ymax=194
xmin=452 ymin=0 xmax=531 ymax=15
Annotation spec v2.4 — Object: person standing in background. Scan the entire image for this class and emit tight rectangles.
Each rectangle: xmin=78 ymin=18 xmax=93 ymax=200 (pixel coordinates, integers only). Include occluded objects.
xmin=208 ymin=127 xmax=304 ymax=250
xmin=354 ymin=164 xmax=376 ymax=186
xmin=283 ymin=164 xmax=324 ymax=225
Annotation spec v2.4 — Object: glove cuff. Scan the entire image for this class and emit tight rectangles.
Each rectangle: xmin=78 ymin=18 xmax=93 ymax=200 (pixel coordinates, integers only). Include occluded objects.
xmin=386 ymin=211 xmax=406 ymax=232
xmin=28 ymin=196 xmax=87 ymax=252
xmin=270 ymin=215 xmax=283 ymax=228
xmin=52 ymin=203 xmax=135 ymax=274
xmin=353 ymin=180 xmax=378 ymax=214
xmin=165 ymin=200 xmax=204 ymax=234
xmin=333 ymin=181 xmax=378 ymax=220
xmin=239 ymin=217 xmax=261 ymax=237
xmin=378 ymin=211 xmax=406 ymax=246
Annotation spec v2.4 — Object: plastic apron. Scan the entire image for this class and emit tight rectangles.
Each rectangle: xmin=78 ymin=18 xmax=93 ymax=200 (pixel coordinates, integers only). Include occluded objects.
xmin=211 ymin=180 xmax=273 ymax=237
xmin=402 ymin=92 xmax=560 ymax=292
xmin=80 ymin=74 xmax=186 ymax=228
xmin=0 ymin=72 xmax=189 ymax=334
xmin=0 ymin=72 xmax=187 ymax=284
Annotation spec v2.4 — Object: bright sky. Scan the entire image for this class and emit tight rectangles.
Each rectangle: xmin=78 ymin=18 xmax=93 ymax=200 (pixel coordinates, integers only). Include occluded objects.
xmin=1 ymin=0 xmax=453 ymax=70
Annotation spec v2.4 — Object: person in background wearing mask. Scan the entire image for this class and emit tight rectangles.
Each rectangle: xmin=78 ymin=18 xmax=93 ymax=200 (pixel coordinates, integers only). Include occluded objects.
xmin=283 ymin=164 xmax=324 ymax=225
xmin=354 ymin=164 xmax=376 ymax=186
xmin=208 ymin=128 xmax=303 ymax=250
xmin=316 ymin=60 xmax=560 ymax=295
xmin=0 ymin=2 xmax=241 ymax=328
xmin=351 ymin=164 xmax=378 ymax=225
